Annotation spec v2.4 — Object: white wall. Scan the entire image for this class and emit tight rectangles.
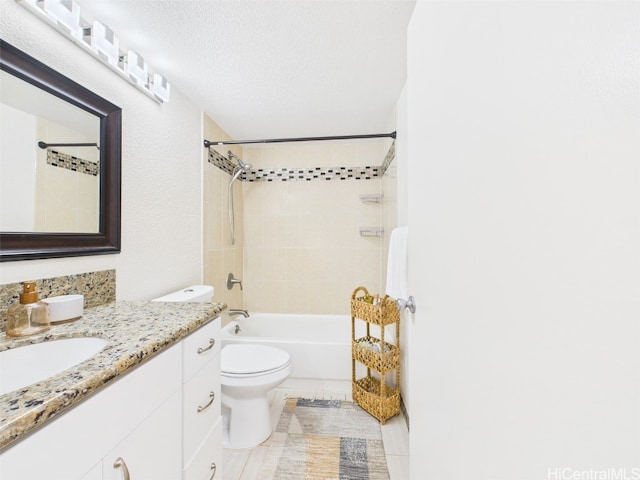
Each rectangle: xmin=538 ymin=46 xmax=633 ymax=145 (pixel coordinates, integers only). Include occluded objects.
xmin=0 ymin=0 xmax=204 ymax=300
xmin=398 ymin=85 xmax=409 ymax=416
xmin=408 ymin=2 xmax=640 ymax=478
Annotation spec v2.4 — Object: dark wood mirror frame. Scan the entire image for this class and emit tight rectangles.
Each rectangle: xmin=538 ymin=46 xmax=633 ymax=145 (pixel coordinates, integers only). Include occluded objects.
xmin=0 ymin=40 xmax=121 ymax=261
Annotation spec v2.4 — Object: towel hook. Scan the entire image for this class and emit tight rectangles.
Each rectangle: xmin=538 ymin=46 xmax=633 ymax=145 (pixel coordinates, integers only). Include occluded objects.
xmin=397 ymin=296 xmax=416 ymax=314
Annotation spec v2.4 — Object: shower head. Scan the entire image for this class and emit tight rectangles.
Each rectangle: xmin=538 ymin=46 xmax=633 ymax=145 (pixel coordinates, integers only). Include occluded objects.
xmin=228 ymin=152 xmax=252 ymax=171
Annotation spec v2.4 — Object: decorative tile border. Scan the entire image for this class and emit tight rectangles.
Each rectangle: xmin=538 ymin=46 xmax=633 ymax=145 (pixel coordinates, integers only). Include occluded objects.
xmin=207 ymin=140 xmax=395 ymax=182
xmin=0 ymin=269 xmax=116 ymax=332
xmin=244 ymin=165 xmax=381 ymax=182
xmin=207 ymin=148 xmax=237 ymax=176
xmin=380 ymin=141 xmax=396 ymax=175
xmin=47 ymin=150 xmax=99 ymax=176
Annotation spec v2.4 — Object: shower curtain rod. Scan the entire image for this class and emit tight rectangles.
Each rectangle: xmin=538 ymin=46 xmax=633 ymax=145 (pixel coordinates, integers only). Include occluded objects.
xmin=203 ymin=131 xmax=396 ymax=148
xmin=38 ymin=141 xmax=99 ymax=149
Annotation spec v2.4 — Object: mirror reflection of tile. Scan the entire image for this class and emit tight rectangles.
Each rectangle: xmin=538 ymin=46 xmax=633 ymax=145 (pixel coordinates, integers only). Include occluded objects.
xmin=47 ymin=150 xmax=99 ymax=176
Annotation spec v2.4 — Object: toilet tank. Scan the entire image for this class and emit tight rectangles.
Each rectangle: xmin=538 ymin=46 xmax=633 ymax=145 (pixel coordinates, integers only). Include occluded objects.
xmin=152 ymin=285 xmax=214 ymax=303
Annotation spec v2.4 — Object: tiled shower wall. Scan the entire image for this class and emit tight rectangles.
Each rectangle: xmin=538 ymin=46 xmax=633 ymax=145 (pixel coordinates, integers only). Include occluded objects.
xmin=382 ymin=149 xmax=398 ymax=291
xmin=203 ymin=114 xmax=244 ymax=311
xmin=241 ymin=140 xmax=393 ymax=315
xmin=35 ymin=118 xmax=100 ymax=233
xmin=0 ymin=108 xmax=99 ymax=233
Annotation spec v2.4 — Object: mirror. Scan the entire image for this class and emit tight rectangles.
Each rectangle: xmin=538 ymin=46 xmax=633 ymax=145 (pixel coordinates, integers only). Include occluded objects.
xmin=1 ymin=70 xmax=101 ymax=233
xmin=0 ymin=40 xmax=121 ymax=261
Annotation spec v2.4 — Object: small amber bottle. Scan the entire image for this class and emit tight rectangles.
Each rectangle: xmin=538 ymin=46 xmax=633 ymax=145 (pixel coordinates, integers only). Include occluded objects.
xmin=6 ymin=282 xmax=51 ymax=337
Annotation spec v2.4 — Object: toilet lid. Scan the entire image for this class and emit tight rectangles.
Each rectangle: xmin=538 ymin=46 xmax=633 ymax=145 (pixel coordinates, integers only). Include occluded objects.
xmin=222 ymin=344 xmax=291 ymax=375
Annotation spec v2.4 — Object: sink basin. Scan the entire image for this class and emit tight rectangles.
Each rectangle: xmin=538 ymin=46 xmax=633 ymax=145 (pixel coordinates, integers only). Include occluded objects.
xmin=0 ymin=337 xmax=108 ymax=396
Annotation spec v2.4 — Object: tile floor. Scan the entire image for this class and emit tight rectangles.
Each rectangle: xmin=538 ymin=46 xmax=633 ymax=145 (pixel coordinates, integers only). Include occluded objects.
xmin=223 ymin=379 xmax=409 ymax=480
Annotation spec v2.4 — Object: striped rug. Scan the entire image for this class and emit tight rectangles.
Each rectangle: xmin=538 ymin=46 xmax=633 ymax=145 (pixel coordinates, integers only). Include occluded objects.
xmin=259 ymin=397 xmax=390 ymax=480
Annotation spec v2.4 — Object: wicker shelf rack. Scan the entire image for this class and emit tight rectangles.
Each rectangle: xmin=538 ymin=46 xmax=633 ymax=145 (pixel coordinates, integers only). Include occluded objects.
xmin=351 ymin=286 xmax=400 ymax=424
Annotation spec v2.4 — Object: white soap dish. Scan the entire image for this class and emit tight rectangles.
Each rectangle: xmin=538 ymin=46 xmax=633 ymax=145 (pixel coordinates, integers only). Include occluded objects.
xmin=43 ymin=294 xmax=84 ymax=324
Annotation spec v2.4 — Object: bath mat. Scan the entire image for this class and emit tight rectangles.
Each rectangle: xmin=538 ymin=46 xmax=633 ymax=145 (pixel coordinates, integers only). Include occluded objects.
xmin=259 ymin=397 xmax=390 ymax=480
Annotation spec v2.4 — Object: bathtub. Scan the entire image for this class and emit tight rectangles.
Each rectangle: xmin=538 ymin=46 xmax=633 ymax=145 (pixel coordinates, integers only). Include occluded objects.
xmin=221 ymin=313 xmax=352 ymax=381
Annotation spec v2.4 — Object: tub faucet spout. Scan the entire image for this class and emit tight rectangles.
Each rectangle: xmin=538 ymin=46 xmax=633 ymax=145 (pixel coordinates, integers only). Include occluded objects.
xmin=228 ymin=309 xmax=249 ymax=318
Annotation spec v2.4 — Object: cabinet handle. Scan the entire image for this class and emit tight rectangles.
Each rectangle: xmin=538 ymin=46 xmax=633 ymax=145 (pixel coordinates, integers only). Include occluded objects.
xmin=209 ymin=462 xmax=217 ymax=479
xmin=197 ymin=391 xmax=216 ymax=412
xmin=197 ymin=338 xmax=215 ymax=354
xmin=113 ymin=457 xmax=131 ymax=480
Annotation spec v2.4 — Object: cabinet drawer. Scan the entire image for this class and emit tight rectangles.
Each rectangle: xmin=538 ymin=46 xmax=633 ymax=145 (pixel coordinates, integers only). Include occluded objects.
xmin=184 ymin=418 xmax=223 ymax=480
xmin=183 ymin=354 xmax=221 ymax=464
xmin=183 ymin=317 xmax=220 ymax=381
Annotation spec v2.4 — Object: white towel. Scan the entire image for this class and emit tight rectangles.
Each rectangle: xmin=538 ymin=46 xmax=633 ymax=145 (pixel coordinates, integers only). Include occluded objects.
xmin=385 ymin=226 xmax=408 ymax=300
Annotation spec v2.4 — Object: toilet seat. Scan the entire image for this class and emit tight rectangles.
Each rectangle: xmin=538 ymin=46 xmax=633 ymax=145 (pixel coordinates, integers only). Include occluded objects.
xmin=221 ymin=344 xmax=291 ymax=376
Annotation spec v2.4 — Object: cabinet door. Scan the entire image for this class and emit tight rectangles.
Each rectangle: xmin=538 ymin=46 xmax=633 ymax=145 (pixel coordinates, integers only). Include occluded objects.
xmin=103 ymin=390 xmax=181 ymax=480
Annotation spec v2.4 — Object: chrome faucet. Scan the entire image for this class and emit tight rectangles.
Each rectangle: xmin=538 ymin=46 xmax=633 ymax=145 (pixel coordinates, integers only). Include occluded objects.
xmin=228 ymin=309 xmax=249 ymax=318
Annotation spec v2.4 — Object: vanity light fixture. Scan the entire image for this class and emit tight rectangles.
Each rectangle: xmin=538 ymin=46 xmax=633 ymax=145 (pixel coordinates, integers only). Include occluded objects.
xmin=90 ymin=20 xmax=119 ymax=67
xmin=16 ymin=0 xmax=170 ymax=103
xmin=43 ymin=0 xmax=83 ymax=40
xmin=152 ymin=73 xmax=171 ymax=103
xmin=124 ymin=50 xmax=148 ymax=87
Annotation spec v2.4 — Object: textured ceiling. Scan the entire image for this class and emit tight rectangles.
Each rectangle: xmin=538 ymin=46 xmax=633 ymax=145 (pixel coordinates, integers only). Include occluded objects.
xmin=78 ymin=0 xmax=415 ymax=140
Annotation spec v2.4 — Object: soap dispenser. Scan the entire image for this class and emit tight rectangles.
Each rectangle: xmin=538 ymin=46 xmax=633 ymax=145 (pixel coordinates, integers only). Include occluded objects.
xmin=6 ymin=282 xmax=51 ymax=337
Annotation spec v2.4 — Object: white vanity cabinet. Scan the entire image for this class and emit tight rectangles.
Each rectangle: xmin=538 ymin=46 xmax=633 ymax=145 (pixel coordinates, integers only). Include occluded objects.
xmin=0 ymin=317 xmax=222 ymax=480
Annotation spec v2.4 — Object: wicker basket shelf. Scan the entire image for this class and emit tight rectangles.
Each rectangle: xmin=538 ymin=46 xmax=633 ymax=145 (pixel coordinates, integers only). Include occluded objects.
xmin=351 ymin=289 xmax=399 ymax=327
xmin=351 ymin=286 xmax=400 ymax=424
xmin=352 ymin=337 xmax=399 ymax=373
xmin=352 ymin=375 xmax=400 ymax=424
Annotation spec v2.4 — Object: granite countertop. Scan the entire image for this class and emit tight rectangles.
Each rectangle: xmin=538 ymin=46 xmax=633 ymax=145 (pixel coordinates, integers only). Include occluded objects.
xmin=0 ymin=300 xmax=226 ymax=450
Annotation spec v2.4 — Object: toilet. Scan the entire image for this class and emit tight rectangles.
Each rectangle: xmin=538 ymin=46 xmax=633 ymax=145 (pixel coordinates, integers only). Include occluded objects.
xmin=220 ymin=344 xmax=291 ymax=449
xmin=152 ymin=285 xmax=291 ymax=450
